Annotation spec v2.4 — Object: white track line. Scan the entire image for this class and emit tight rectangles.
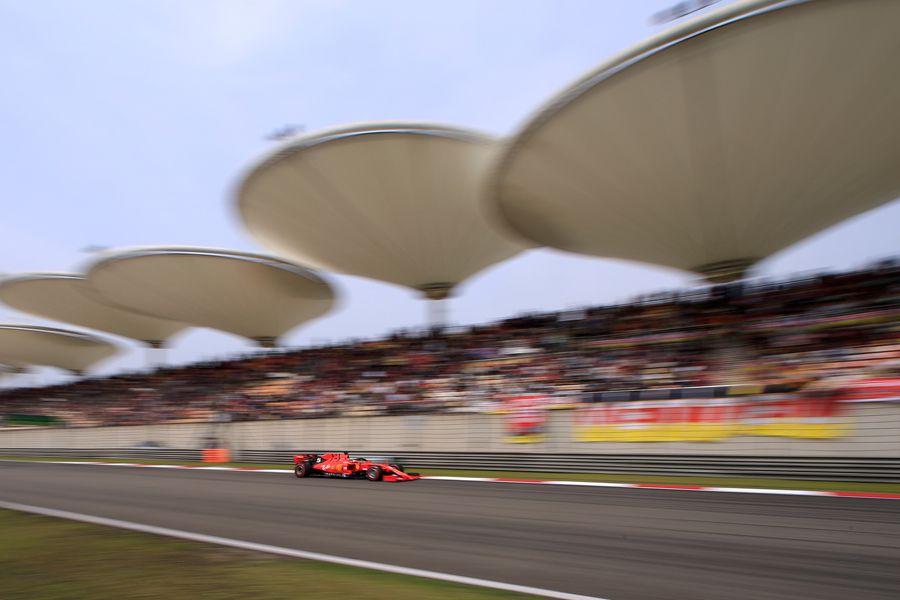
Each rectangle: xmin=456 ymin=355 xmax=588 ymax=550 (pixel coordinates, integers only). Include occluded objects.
xmin=0 ymin=500 xmax=606 ymax=600
xmin=3 ymin=459 xmax=899 ymax=499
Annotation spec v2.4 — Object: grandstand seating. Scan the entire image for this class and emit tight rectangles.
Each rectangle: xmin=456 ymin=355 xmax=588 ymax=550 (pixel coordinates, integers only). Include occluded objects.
xmin=1 ymin=261 xmax=898 ymax=428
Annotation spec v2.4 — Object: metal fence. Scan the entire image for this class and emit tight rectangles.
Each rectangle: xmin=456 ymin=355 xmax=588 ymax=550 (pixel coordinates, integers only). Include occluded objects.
xmin=3 ymin=448 xmax=900 ymax=482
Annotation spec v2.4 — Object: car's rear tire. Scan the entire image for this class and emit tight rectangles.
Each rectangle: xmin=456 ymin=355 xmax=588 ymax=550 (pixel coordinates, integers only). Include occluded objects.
xmin=294 ymin=461 xmax=313 ymax=478
xmin=365 ymin=465 xmax=383 ymax=481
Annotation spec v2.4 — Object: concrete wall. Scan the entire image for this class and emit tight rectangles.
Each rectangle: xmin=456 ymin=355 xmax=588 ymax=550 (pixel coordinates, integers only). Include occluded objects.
xmin=1 ymin=403 xmax=898 ymax=457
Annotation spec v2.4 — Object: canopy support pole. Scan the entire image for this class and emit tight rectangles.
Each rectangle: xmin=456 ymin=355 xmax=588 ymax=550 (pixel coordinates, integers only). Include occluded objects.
xmin=418 ymin=283 xmax=454 ymax=333
xmin=426 ymin=298 xmax=449 ymax=333
xmin=143 ymin=341 xmax=167 ymax=371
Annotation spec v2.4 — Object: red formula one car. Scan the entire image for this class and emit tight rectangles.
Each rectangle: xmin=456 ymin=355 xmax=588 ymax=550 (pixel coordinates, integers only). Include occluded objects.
xmin=293 ymin=451 xmax=420 ymax=482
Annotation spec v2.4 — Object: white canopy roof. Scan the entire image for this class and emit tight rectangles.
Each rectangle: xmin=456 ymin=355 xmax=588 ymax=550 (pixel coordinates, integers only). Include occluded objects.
xmin=0 ymin=273 xmax=187 ymax=347
xmin=491 ymin=0 xmax=900 ymax=281
xmin=236 ymin=122 xmax=524 ymax=299
xmin=85 ymin=247 xmax=335 ymax=347
xmin=0 ymin=325 xmax=118 ymax=374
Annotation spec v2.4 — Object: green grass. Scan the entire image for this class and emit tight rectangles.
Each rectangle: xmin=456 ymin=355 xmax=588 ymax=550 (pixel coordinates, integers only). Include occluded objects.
xmin=0 ymin=509 xmax=535 ymax=600
xmin=3 ymin=455 xmax=899 ymax=493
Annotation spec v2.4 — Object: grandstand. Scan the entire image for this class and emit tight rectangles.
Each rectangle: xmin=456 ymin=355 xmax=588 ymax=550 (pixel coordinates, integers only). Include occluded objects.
xmin=1 ymin=260 xmax=896 ymax=429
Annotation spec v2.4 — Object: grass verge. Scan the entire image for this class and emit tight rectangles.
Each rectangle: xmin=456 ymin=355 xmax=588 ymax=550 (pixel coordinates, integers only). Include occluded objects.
xmin=3 ymin=455 xmax=899 ymax=493
xmin=0 ymin=508 xmax=534 ymax=600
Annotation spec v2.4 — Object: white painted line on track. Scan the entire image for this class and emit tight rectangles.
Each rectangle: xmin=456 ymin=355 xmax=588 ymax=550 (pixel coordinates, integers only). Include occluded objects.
xmin=705 ymin=486 xmax=826 ymax=496
xmin=537 ymin=481 xmax=634 ymax=488
xmin=423 ymin=475 xmax=495 ymax=482
xmin=4 ymin=459 xmax=899 ymax=499
xmin=0 ymin=500 xmax=607 ymax=600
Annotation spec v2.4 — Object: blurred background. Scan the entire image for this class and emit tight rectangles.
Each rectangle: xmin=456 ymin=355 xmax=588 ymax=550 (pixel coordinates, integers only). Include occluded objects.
xmin=0 ymin=0 xmax=897 ymax=386
xmin=3 ymin=2 xmax=900 ymax=600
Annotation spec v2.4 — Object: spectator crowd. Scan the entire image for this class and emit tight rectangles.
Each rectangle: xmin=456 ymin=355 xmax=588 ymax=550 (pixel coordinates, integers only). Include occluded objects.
xmin=1 ymin=261 xmax=898 ymax=428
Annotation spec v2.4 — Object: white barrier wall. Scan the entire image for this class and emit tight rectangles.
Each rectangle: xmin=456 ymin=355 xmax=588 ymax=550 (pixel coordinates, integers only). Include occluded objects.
xmin=1 ymin=403 xmax=899 ymax=457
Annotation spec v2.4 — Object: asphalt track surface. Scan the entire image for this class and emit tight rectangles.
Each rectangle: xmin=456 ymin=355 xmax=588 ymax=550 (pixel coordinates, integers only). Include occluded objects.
xmin=2 ymin=462 xmax=900 ymax=600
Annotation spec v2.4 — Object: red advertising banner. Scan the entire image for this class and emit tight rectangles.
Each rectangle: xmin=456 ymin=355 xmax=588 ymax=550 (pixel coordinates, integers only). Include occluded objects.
xmin=503 ymin=395 xmax=548 ymax=443
xmin=834 ymin=378 xmax=900 ymax=403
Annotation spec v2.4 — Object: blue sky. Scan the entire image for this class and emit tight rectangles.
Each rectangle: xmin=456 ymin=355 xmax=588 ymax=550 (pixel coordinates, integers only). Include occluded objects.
xmin=1 ymin=0 xmax=898 ymax=385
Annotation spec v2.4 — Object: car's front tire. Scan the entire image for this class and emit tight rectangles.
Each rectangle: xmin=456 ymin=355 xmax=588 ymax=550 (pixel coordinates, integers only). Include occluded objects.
xmin=365 ymin=465 xmax=383 ymax=481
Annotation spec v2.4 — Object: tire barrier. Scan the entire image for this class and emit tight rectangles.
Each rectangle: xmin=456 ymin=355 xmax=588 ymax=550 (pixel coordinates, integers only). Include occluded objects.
xmin=3 ymin=448 xmax=900 ymax=482
xmin=201 ymin=448 xmax=231 ymax=463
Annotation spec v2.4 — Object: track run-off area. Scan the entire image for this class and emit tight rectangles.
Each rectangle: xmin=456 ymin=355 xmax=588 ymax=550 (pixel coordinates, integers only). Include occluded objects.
xmin=2 ymin=461 xmax=899 ymax=600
